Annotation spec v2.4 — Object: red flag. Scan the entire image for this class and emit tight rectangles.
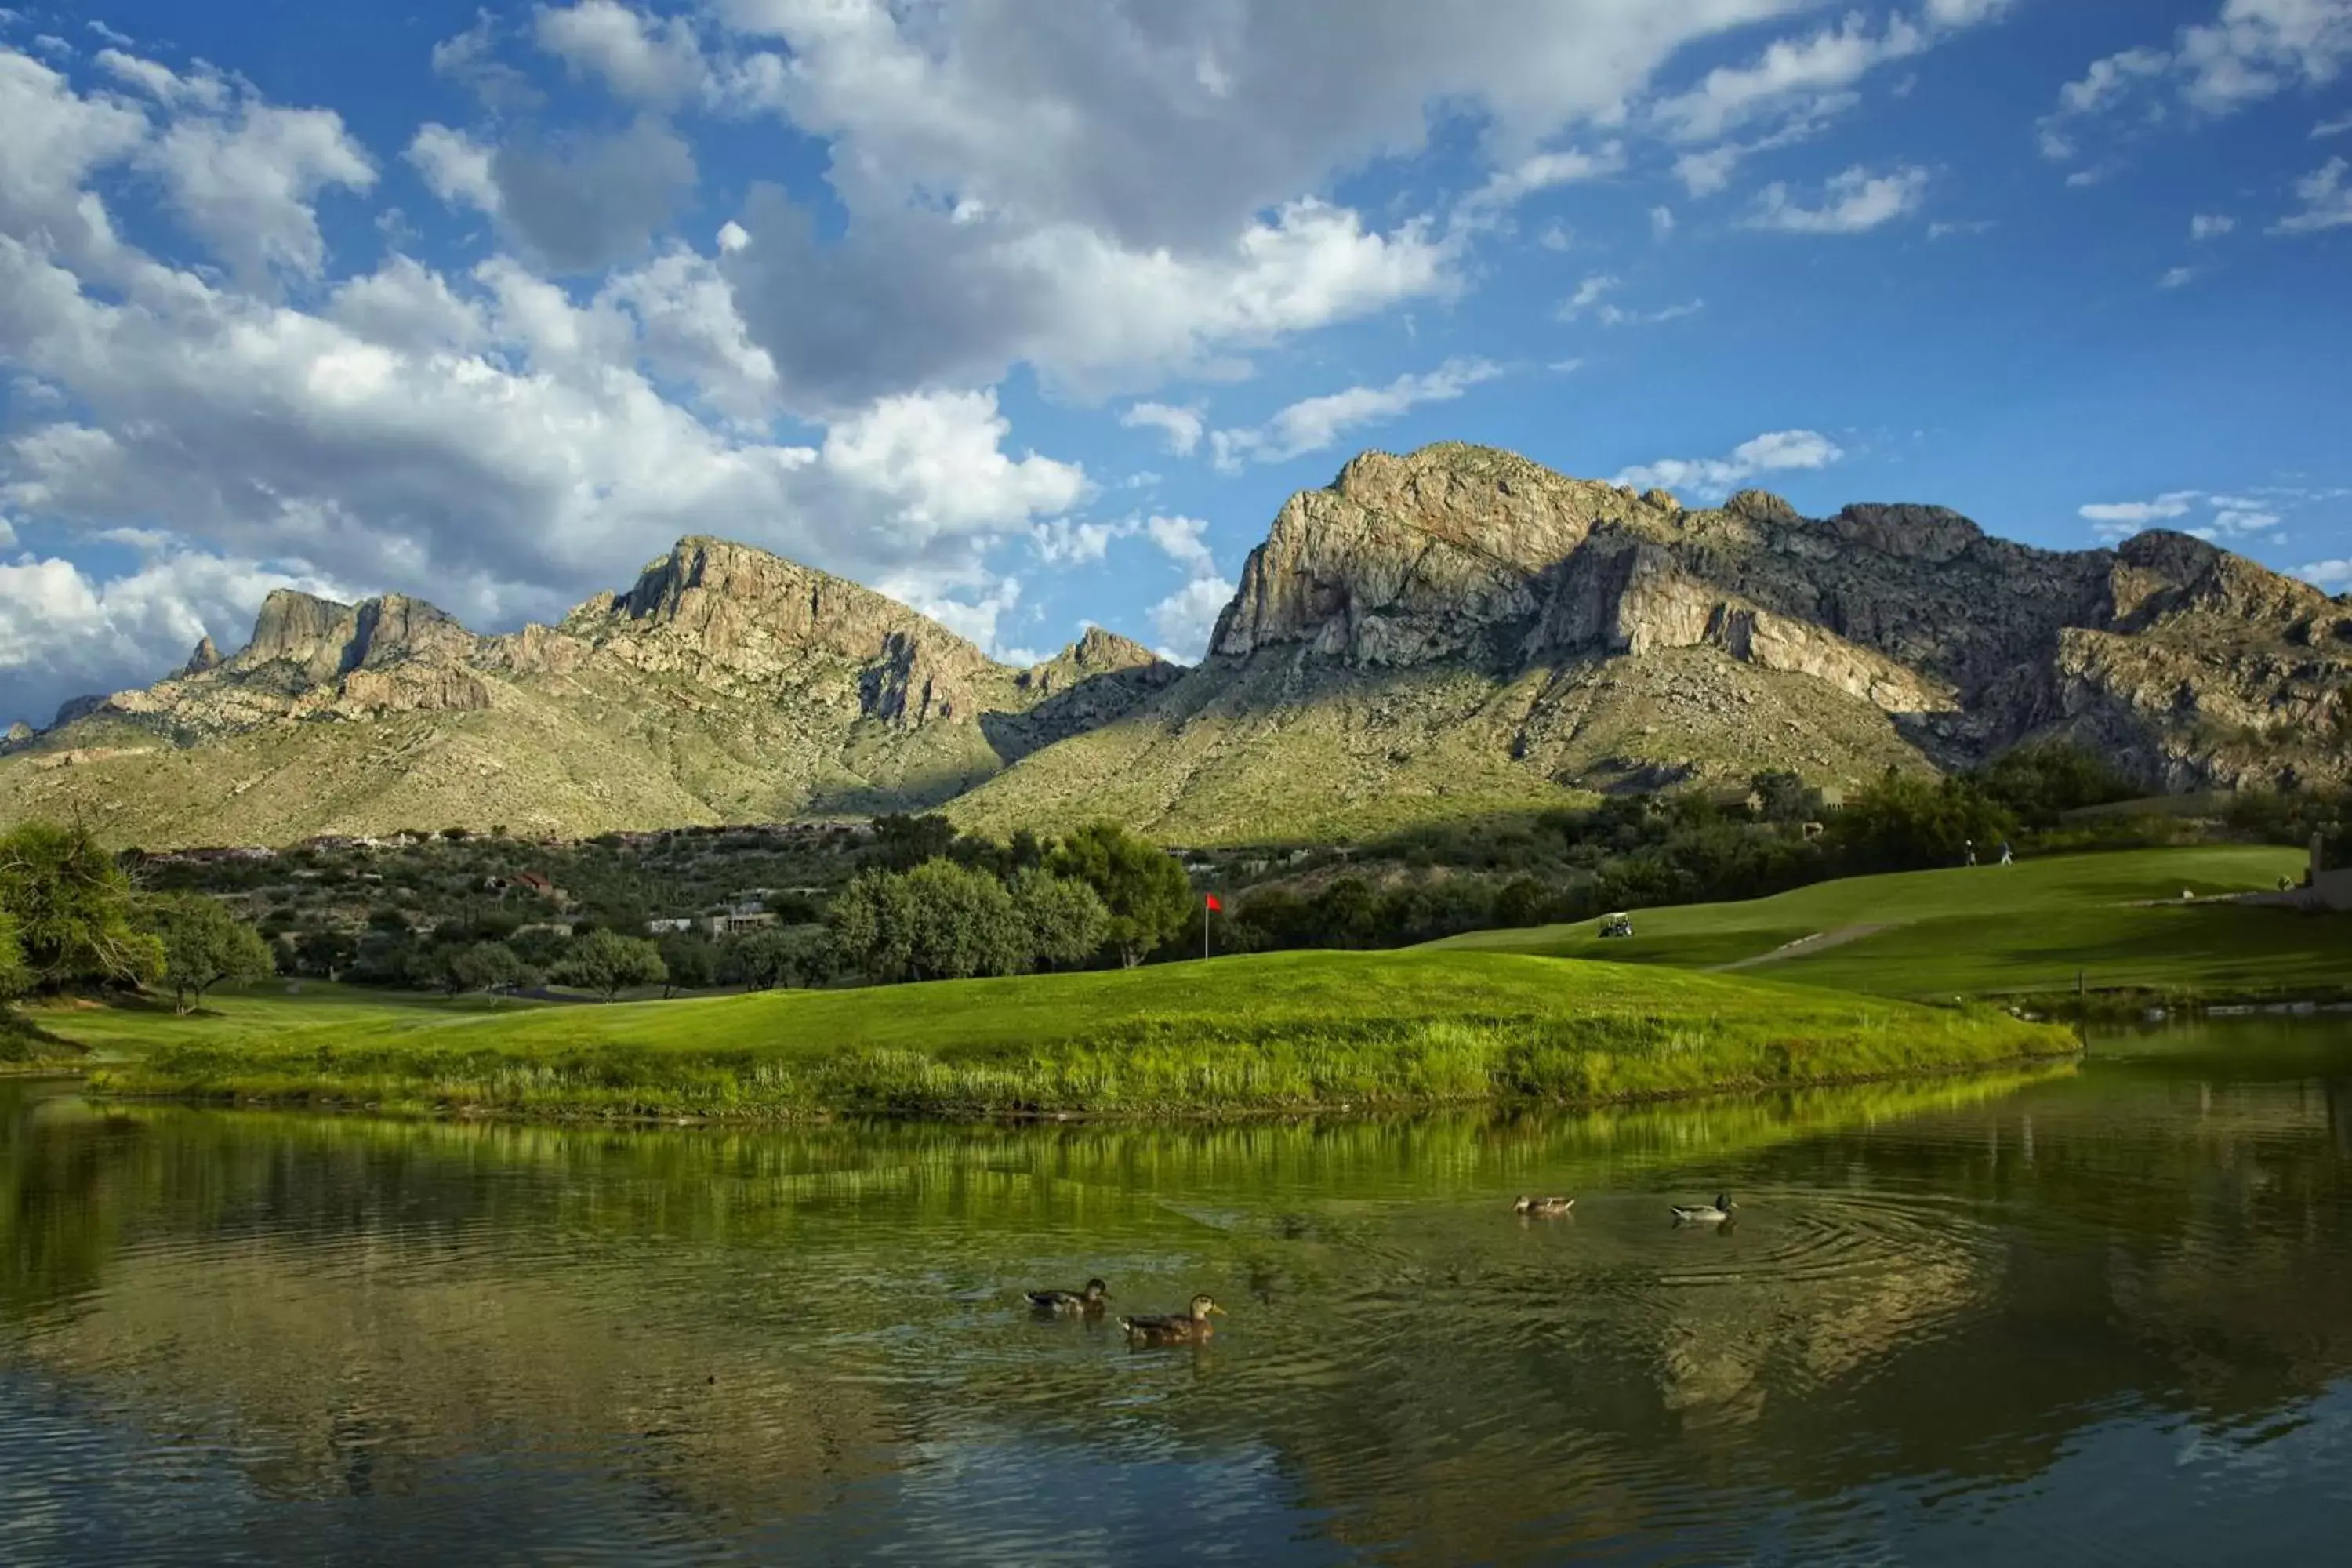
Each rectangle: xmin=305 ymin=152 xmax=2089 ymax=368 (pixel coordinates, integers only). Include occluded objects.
xmin=1205 ymin=894 xmax=1223 ymax=913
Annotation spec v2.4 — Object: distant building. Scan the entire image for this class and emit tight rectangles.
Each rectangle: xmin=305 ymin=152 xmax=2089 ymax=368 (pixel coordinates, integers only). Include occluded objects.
xmin=645 ymin=917 xmax=696 ymax=935
xmin=703 ymin=909 xmax=779 ymax=938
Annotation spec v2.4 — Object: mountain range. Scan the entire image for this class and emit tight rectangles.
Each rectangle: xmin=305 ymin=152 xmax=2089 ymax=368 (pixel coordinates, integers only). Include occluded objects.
xmin=5 ymin=442 xmax=2346 ymax=848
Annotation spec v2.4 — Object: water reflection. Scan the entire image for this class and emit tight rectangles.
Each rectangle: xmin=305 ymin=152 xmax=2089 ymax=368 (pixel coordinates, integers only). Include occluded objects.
xmin=3 ymin=1023 xmax=2350 ymax=1563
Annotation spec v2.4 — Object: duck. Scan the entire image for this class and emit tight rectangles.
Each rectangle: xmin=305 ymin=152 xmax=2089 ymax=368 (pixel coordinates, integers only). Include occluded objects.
xmin=1025 ymin=1278 xmax=1111 ymax=1314
xmin=1512 ymin=1196 xmax=1575 ymax=1217
xmin=1671 ymin=1192 xmax=1738 ymax=1224
xmin=1119 ymin=1294 xmax=1224 ymax=1344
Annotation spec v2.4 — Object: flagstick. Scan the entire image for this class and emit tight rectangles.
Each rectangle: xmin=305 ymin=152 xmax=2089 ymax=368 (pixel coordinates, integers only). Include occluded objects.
xmin=1203 ymin=894 xmax=1211 ymax=962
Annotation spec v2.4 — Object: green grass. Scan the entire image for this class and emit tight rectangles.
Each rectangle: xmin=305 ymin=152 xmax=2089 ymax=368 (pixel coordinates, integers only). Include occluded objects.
xmin=60 ymin=951 xmax=2072 ymax=1122
xmin=1430 ymin=847 xmax=2346 ymax=1000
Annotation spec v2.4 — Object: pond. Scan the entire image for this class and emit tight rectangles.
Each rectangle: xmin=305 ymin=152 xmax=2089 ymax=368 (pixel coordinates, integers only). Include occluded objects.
xmin=4 ymin=1018 xmax=2350 ymax=1564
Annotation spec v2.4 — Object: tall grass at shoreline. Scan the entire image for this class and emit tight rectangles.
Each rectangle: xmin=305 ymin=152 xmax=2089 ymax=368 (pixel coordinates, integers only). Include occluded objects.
xmin=81 ymin=951 xmax=2074 ymax=1122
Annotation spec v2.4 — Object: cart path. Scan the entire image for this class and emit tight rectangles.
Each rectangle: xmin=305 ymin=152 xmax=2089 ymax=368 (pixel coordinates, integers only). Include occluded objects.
xmin=1710 ymin=924 xmax=1889 ymax=972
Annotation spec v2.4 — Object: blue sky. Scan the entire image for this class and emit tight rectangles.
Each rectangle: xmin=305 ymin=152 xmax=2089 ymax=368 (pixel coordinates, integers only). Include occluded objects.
xmin=1 ymin=0 xmax=2347 ymax=726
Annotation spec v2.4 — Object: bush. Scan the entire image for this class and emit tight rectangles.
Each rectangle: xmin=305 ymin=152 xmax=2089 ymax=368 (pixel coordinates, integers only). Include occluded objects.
xmin=142 ymin=892 xmax=274 ymax=1013
xmin=554 ymin=930 xmax=667 ymax=1001
xmin=0 ymin=821 xmax=165 ymax=992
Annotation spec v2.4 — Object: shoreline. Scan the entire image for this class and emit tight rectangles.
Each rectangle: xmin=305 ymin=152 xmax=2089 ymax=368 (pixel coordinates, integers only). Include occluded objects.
xmin=76 ymin=1047 xmax=2087 ymax=1128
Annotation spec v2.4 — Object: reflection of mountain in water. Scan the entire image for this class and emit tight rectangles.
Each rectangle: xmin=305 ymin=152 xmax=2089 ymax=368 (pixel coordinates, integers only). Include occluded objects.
xmin=2 ymin=1031 xmax=2348 ymax=1563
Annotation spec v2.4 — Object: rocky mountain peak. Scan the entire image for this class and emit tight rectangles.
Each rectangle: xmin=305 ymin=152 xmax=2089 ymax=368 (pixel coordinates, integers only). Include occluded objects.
xmin=1724 ymin=489 xmax=1803 ymax=528
xmin=1824 ymin=503 xmax=1986 ymax=564
xmin=238 ymin=588 xmax=356 ymax=672
xmin=176 ymin=636 xmax=223 ymax=680
xmin=1063 ymin=625 xmax=1163 ymax=672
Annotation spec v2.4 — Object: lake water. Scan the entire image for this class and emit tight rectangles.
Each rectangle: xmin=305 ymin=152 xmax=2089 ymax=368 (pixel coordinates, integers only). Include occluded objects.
xmin=5 ymin=1019 xmax=2351 ymax=1564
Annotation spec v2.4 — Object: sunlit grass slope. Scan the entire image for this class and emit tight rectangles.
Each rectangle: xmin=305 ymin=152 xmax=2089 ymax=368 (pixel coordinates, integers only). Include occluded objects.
xmin=1430 ymin=847 xmax=2342 ymax=998
xmin=71 ymin=952 xmax=2071 ymax=1120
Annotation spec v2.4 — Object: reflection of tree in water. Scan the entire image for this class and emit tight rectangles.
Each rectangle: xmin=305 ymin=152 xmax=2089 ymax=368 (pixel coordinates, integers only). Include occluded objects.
xmin=2 ymin=1039 xmax=2350 ymax=1563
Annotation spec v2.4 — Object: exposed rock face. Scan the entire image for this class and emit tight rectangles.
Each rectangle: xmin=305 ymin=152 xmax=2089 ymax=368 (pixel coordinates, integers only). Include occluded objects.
xmin=2 ymin=536 xmax=1178 ymax=845
xmin=176 ymin=637 xmax=223 ymax=679
xmin=959 ymin=442 xmax=2351 ymax=840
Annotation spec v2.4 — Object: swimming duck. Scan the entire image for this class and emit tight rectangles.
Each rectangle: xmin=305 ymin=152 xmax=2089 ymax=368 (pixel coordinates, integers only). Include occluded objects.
xmin=1513 ymin=1196 xmax=1575 ymax=1216
xmin=1119 ymin=1294 xmax=1224 ymax=1343
xmin=1025 ymin=1278 xmax=1111 ymax=1313
xmin=1671 ymin=1193 xmax=1737 ymax=1224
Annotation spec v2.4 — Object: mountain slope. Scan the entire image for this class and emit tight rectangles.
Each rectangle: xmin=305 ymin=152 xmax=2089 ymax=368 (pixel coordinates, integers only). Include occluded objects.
xmin=0 ymin=538 xmax=1177 ymax=848
xmin=952 ymin=443 xmax=2352 ymax=843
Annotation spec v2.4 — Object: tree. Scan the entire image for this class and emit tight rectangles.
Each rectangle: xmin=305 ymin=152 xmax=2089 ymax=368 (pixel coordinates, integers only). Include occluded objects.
xmin=657 ymin=933 xmax=717 ymax=997
xmin=1976 ymin=742 xmax=2136 ymax=828
xmin=1048 ymin=821 xmax=1192 ymax=967
xmin=555 ymin=929 xmax=667 ymax=1001
xmin=448 ymin=941 xmax=523 ymax=996
xmin=292 ymin=927 xmax=358 ymax=981
xmin=1011 ymin=868 xmax=1109 ymax=970
xmin=0 ymin=822 xmax=164 ymax=992
xmin=720 ymin=925 xmax=830 ymax=990
xmin=829 ymin=859 xmax=1032 ymax=982
xmin=1828 ymin=770 xmax=2020 ymax=873
xmin=1751 ymin=770 xmax=1821 ymax=823
xmin=868 ymin=812 xmax=960 ymax=872
xmin=0 ymin=908 xmax=27 ymax=1003
xmin=143 ymin=893 xmax=275 ymax=1014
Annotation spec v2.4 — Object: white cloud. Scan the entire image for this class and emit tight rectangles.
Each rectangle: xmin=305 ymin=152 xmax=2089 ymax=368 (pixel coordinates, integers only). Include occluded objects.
xmin=1927 ymin=218 xmax=1996 ymax=238
xmin=1615 ymin=428 xmax=1845 ymax=499
xmin=406 ymin=122 xmax=501 ymax=212
xmin=1030 ymin=516 xmax=1141 ymax=567
xmin=1121 ymin=401 xmax=1207 ymax=456
xmin=2273 ymin=155 xmax=2352 ymax=230
xmin=2159 ymin=265 xmax=2199 ymax=288
xmin=1560 ymin=274 xmax=1699 ymax=328
xmin=905 ymin=575 xmax=1025 ymax=659
xmin=141 ymin=94 xmax=376 ymax=288
xmin=1148 ymin=575 xmax=1234 ymax=663
xmin=2042 ymin=2 xmax=2352 ymax=165
xmin=0 ymin=545 xmax=350 ymax=724
xmin=1748 ymin=165 xmax=1929 ymax=233
xmin=1455 ymin=142 xmax=1625 ymax=225
xmin=2299 ymin=558 xmax=2352 ymax=589
xmin=533 ymin=1 xmax=709 ymax=107
xmin=2080 ymin=491 xmax=2203 ymax=524
xmin=1144 ymin=514 xmax=1217 ymax=576
xmin=1207 ymin=358 xmax=1501 ymax=470
xmin=2190 ymin=212 xmax=2238 ymax=238
xmin=2319 ymin=111 xmax=2352 ymax=135
xmin=2214 ymin=506 xmax=2282 ymax=531
xmin=1650 ymin=203 xmax=1677 ymax=236
xmin=1560 ymin=273 xmax=1619 ymax=318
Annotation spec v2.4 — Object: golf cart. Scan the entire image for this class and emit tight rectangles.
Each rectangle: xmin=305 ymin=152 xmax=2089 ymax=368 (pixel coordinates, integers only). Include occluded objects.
xmin=1599 ymin=913 xmax=1635 ymax=938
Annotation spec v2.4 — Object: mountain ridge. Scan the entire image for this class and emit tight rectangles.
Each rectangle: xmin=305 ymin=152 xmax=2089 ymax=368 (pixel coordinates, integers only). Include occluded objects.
xmin=5 ymin=443 xmax=2345 ymax=848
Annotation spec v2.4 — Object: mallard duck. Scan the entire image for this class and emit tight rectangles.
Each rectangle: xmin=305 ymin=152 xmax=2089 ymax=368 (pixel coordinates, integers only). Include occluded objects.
xmin=1512 ymin=1196 xmax=1575 ymax=1216
xmin=1119 ymin=1294 xmax=1224 ymax=1343
xmin=1671 ymin=1193 xmax=1737 ymax=1224
xmin=1025 ymin=1278 xmax=1111 ymax=1313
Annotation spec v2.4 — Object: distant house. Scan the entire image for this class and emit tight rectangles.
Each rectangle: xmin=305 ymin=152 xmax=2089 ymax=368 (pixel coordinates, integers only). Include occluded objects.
xmin=703 ymin=909 xmax=779 ymax=938
xmin=645 ymin=917 xmax=696 ymax=936
xmin=506 ymin=870 xmax=571 ymax=909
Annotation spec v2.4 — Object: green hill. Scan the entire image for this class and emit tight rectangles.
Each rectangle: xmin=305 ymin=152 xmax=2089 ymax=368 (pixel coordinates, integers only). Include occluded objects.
xmin=1429 ymin=846 xmax=2343 ymax=999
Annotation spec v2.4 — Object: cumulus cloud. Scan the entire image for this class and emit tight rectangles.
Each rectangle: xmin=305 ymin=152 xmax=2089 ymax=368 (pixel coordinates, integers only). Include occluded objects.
xmin=2159 ymin=265 xmax=2199 ymax=288
xmin=1748 ymin=165 xmax=1929 ymax=233
xmin=0 ymin=545 xmax=351 ymax=724
xmin=1207 ymin=358 xmax=1501 ymax=470
xmin=533 ymin=0 xmax=709 ymax=106
xmin=2190 ymin=212 xmax=2237 ymax=238
xmin=423 ymin=114 xmax=699 ymax=274
xmin=2080 ymin=489 xmax=2292 ymax=543
xmin=2041 ymin=1 xmax=2352 ymax=169
xmin=2272 ymin=155 xmax=2352 ymax=231
xmin=1121 ymin=401 xmax=1207 ymax=456
xmin=1615 ymin=429 xmax=1846 ymax=499
xmin=1148 ymin=575 xmax=1234 ymax=664
xmin=2299 ymin=558 xmax=2352 ymax=590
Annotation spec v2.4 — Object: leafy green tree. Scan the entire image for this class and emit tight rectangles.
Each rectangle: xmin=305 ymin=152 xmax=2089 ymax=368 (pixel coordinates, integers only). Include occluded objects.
xmin=1011 ymin=867 xmax=1109 ymax=970
xmin=868 ymin=813 xmax=960 ymax=872
xmin=829 ymin=859 xmax=1031 ymax=982
xmin=1048 ymin=821 xmax=1192 ymax=967
xmin=0 ymin=909 xmax=27 ymax=1002
xmin=143 ymin=893 xmax=274 ymax=1014
xmin=1751 ymin=770 xmax=1822 ymax=823
xmin=555 ymin=929 xmax=668 ymax=1001
xmin=1828 ymin=770 xmax=2020 ymax=873
xmin=1976 ymin=742 xmax=2137 ymax=828
xmin=448 ymin=941 xmax=523 ymax=996
xmin=292 ymin=927 xmax=358 ymax=981
xmin=720 ymin=925 xmax=830 ymax=990
xmin=0 ymin=822 xmax=164 ymax=991
xmin=657 ymin=933 xmax=717 ymax=997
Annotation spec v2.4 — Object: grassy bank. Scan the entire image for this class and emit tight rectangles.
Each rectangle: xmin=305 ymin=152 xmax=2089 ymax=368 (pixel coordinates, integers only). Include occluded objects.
xmin=1430 ymin=847 xmax=2344 ymax=1002
xmin=67 ymin=952 xmax=2073 ymax=1121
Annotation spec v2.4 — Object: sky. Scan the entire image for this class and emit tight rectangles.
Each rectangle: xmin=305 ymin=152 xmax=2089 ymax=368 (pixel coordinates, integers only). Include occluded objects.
xmin=0 ymin=0 xmax=2348 ymax=728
